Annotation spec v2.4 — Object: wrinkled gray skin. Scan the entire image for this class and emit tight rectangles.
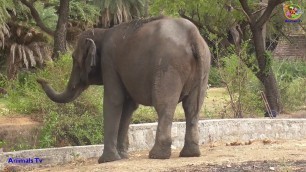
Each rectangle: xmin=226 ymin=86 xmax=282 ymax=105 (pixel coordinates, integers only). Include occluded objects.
xmin=37 ymin=16 xmax=211 ymax=163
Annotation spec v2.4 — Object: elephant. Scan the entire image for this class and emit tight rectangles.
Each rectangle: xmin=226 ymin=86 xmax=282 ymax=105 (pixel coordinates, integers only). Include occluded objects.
xmin=37 ymin=16 xmax=211 ymax=163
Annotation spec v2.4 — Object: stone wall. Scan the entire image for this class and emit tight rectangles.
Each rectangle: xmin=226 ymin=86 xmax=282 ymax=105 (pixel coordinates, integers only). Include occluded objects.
xmin=273 ymin=35 xmax=306 ymax=60
xmin=1 ymin=119 xmax=306 ymax=169
xmin=129 ymin=119 xmax=306 ymax=150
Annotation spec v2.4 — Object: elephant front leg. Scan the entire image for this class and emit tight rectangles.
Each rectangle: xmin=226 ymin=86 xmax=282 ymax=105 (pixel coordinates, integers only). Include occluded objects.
xmin=98 ymin=97 xmax=123 ymax=163
xmin=98 ymin=73 xmax=125 ymax=163
xmin=117 ymin=100 xmax=138 ymax=159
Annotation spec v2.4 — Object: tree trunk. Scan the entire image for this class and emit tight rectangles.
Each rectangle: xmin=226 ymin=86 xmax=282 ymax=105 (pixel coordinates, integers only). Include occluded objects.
xmin=52 ymin=0 xmax=69 ymax=59
xmin=258 ymin=70 xmax=281 ymax=113
xmin=252 ymin=27 xmax=281 ymax=114
xmin=260 ymin=0 xmax=268 ymax=50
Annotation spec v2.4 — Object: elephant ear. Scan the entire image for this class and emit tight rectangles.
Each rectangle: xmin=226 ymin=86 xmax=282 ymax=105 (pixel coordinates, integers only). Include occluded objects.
xmin=81 ymin=38 xmax=97 ymax=83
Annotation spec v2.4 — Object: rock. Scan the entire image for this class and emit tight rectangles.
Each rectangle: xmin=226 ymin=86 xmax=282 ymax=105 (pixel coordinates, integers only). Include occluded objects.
xmin=230 ymin=141 xmax=243 ymax=146
xmin=263 ymin=139 xmax=273 ymax=145
xmin=269 ymin=167 xmax=275 ymax=171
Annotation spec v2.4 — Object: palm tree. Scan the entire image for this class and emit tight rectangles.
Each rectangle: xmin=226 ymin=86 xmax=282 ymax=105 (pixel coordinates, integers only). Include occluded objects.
xmin=94 ymin=0 xmax=145 ymax=28
xmin=0 ymin=0 xmax=15 ymax=49
xmin=0 ymin=0 xmax=103 ymax=79
xmin=0 ymin=1 xmax=54 ymax=79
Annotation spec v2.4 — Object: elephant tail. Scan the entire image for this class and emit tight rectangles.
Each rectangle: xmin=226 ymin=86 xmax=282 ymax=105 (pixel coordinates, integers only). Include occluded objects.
xmin=192 ymin=32 xmax=211 ymax=116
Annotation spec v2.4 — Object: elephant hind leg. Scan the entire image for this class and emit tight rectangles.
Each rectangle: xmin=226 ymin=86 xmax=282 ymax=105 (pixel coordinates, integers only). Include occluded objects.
xmin=149 ymin=68 xmax=182 ymax=159
xmin=149 ymin=103 xmax=177 ymax=159
xmin=179 ymin=86 xmax=205 ymax=157
xmin=117 ymin=99 xmax=138 ymax=159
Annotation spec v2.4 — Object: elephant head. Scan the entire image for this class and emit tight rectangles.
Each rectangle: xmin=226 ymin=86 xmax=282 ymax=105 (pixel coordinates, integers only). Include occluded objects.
xmin=37 ymin=30 xmax=103 ymax=103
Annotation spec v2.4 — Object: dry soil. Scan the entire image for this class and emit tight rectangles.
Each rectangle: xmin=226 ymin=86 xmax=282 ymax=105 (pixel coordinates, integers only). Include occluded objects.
xmin=18 ymin=139 xmax=306 ymax=172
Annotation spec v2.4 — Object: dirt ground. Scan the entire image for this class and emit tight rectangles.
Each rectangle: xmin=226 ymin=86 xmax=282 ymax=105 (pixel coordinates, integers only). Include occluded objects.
xmin=0 ymin=117 xmax=38 ymax=125
xmin=10 ymin=139 xmax=303 ymax=172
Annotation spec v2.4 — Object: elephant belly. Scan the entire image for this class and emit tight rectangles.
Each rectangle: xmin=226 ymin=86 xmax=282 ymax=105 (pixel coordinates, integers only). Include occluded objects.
xmin=120 ymin=65 xmax=154 ymax=106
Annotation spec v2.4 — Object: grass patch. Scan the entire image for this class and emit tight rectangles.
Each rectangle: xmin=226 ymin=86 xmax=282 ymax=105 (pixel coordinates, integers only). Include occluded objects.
xmin=0 ymin=96 xmax=10 ymax=116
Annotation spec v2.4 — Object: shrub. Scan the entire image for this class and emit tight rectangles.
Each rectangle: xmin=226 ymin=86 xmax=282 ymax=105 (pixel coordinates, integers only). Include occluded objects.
xmin=39 ymin=111 xmax=103 ymax=148
xmin=6 ymin=53 xmax=104 ymax=148
xmin=280 ymin=78 xmax=306 ymax=111
xmin=132 ymin=106 xmax=157 ymax=124
xmin=274 ymin=59 xmax=306 ymax=111
xmin=208 ymin=67 xmax=223 ymax=87
xmin=218 ymin=53 xmax=264 ymax=117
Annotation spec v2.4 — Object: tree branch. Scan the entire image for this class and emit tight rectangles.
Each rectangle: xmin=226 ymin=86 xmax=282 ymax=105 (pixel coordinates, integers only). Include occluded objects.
xmin=252 ymin=7 xmax=266 ymax=16
xmin=239 ymin=0 xmax=253 ymax=23
xmin=178 ymin=10 xmax=226 ymax=37
xmin=179 ymin=9 xmax=204 ymax=29
xmin=20 ymin=0 xmax=54 ymax=36
xmin=256 ymin=0 xmax=287 ymax=27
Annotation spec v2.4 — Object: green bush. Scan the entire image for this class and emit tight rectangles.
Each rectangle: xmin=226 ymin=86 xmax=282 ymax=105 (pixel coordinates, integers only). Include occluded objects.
xmin=39 ymin=111 xmax=58 ymax=148
xmin=280 ymin=78 xmax=306 ymax=111
xmin=216 ymin=54 xmax=306 ymax=116
xmin=39 ymin=111 xmax=103 ymax=148
xmin=0 ymin=74 xmax=7 ymax=88
xmin=132 ymin=106 xmax=157 ymax=124
xmin=208 ymin=67 xmax=223 ymax=87
xmin=219 ymin=53 xmax=264 ymax=117
xmin=273 ymin=59 xmax=306 ymax=111
xmin=6 ymin=53 xmax=104 ymax=148
xmin=241 ymin=77 xmax=265 ymax=116
xmin=274 ymin=60 xmax=306 ymax=79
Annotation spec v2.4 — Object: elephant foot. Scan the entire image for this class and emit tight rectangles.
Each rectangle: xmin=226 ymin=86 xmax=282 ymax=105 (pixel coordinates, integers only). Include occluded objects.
xmin=179 ymin=143 xmax=201 ymax=157
xmin=149 ymin=144 xmax=171 ymax=159
xmin=118 ymin=150 xmax=129 ymax=159
xmin=98 ymin=152 xmax=121 ymax=163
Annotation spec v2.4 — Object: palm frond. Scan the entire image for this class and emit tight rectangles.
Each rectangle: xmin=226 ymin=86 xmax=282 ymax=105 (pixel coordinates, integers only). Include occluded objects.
xmin=29 ymin=42 xmax=43 ymax=65
xmin=25 ymin=46 xmax=36 ymax=67
xmin=10 ymin=43 xmax=17 ymax=65
xmin=97 ymin=0 xmax=145 ymax=28
xmin=21 ymin=45 xmax=29 ymax=69
xmin=17 ymin=44 xmax=22 ymax=61
xmin=0 ymin=0 xmax=14 ymax=49
xmin=0 ymin=30 xmax=4 ymax=49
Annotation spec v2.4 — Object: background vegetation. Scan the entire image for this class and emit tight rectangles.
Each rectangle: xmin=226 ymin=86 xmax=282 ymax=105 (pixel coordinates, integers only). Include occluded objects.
xmin=0 ymin=0 xmax=305 ymax=150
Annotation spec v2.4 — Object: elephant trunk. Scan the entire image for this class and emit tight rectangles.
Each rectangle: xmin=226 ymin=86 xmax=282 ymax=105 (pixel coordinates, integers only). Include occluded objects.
xmin=37 ymin=67 xmax=87 ymax=103
xmin=37 ymin=79 xmax=85 ymax=103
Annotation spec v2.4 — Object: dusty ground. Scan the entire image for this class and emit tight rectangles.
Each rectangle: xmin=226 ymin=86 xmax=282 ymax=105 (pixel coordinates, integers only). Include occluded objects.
xmin=0 ymin=117 xmax=38 ymax=125
xmin=10 ymin=139 xmax=303 ymax=172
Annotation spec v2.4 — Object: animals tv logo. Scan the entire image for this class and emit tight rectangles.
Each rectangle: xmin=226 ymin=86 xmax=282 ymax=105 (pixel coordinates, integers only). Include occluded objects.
xmin=283 ymin=2 xmax=304 ymax=23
